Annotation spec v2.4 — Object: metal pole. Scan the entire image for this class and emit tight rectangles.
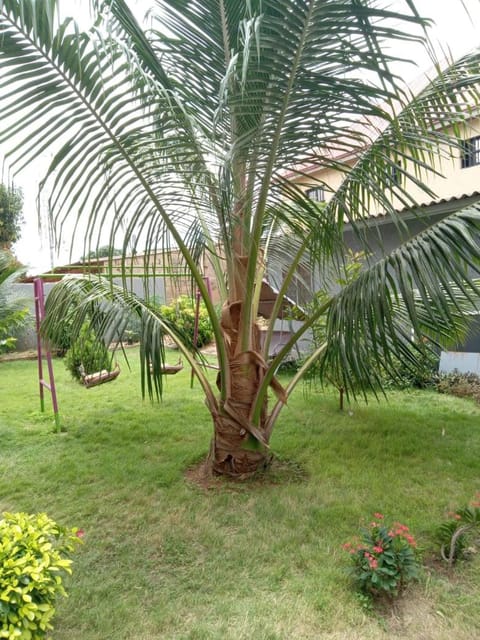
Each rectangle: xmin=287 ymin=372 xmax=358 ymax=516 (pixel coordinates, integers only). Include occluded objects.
xmin=34 ymin=278 xmax=61 ymax=431
xmin=34 ymin=279 xmax=45 ymax=413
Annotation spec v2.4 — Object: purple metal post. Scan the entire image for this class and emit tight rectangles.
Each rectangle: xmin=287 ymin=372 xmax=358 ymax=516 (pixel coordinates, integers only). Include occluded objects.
xmin=34 ymin=278 xmax=61 ymax=431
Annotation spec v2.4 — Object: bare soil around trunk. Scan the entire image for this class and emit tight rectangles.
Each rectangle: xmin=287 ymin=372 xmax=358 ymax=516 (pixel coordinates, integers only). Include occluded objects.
xmin=185 ymin=454 xmax=308 ymax=490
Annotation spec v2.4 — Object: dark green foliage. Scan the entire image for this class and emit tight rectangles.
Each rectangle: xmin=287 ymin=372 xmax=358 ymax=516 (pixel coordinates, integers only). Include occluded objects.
xmin=380 ymin=348 xmax=440 ymax=390
xmin=122 ymin=314 xmax=142 ymax=344
xmin=48 ymin=318 xmax=74 ymax=357
xmin=306 ymin=249 xmax=440 ymax=401
xmin=64 ymin=324 xmax=112 ymax=380
xmin=0 ymin=183 xmax=23 ymax=247
xmin=3 ymin=0 xmax=480 ymax=473
xmin=158 ymin=296 xmax=214 ymax=348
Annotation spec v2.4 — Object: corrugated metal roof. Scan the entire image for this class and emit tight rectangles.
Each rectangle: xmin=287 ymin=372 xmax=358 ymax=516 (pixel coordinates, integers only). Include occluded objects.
xmin=386 ymin=190 xmax=480 ymax=220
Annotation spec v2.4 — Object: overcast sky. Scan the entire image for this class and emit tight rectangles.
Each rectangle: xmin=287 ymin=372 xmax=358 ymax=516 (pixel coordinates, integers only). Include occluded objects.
xmin=5 ymin=0 xmax=480 ymax=273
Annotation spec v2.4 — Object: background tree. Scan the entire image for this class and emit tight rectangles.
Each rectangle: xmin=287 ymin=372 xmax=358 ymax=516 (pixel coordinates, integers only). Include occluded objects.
xmin=1 ymin=1 xmax=480 ymax=477
xmin=0 ymin=183 xmax=23 ymax=249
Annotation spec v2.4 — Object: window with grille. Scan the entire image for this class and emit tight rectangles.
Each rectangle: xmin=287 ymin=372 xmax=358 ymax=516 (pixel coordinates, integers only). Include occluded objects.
xmin=390 ymin=163 xmax=401 ymax=185
xmin=461 ymin=136 xmax=480 ymax=168
xmin=306 ymin=186 xmax=325 ymax=202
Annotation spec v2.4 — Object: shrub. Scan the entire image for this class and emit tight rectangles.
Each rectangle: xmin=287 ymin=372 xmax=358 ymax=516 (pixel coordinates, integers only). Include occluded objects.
xmin=0 ymin=336 xmax=17 ymax=354
xmin=343 ymin=513 xmax=420 ymax=601
xmin=64 ymin=323 xmax=112 ymax=380
xmin=380 ymin=349 xmax=440 ymax=390
xmin=159 ymin=295 xmax=214 ymax=348
xmin=122 ymin=314 xmax=142 ymax=345
xmin=437 ymin=371 xmax=480 ymax=404
xmin=0 ymin=251 xmax=29 ymax=354
xmin=0 ymin=512 xmax=83 ymax=639
xmin=47 ymin=317 xmax=74 ymax=357
xmin=437 ymin=493 xmax=480 ymax=566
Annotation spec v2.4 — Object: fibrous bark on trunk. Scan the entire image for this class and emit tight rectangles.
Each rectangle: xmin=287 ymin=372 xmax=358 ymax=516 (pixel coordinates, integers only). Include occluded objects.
xmin=206 ymin=298 xmax=286 ymax=478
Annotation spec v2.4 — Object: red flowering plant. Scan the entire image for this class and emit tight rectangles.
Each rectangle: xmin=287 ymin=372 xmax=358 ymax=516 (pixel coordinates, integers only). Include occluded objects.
xmin=343 ymin=513 xmax=420 ymax=600
xmin=437 ymin=492 xmax=480 ymax=566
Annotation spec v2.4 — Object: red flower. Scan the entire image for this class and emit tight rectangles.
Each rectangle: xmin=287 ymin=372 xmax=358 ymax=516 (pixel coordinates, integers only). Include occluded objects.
xmin=75 ymin=528 xmax=85 ymax=538
xmin=373 ymin=512 xmax=384 ymax=520
xmin=404 ymin=534 xmax=416 ymax=547
xmin=373 ymin=545 xmax=383 ymax=553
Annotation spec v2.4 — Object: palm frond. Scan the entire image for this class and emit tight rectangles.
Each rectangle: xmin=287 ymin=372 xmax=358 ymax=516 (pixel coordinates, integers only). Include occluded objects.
xmin=319 ymin=206 xmax=480 ymax=396
xmin=326 ymin=47 xmax=480 ymax=246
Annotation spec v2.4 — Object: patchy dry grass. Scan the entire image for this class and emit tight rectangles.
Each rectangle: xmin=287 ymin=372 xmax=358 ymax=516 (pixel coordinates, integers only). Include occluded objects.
xmin=0 ymin=351 xmax=479 ymax=639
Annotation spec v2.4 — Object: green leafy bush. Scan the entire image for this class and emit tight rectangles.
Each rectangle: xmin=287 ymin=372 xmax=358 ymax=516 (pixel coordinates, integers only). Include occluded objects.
xmin=343 ymin=513 xmax=420 ymax=601
xmin=46 ymin=317 xmax=74 ymax=357
xmin=122 ymin=314 xmax=142 ymax=345
xmin=159 ymin=295 xmax=214 ymax=348
xmin=437 ymin=493 xmax=480 ymax=565
xmin=64 ymin=323 xmax=112 ymax=380
xmin=0 ymin=336 xmax=17 ymax=354
xmin=0 ymin=251 xmax=29 ymax=354
xmin=379 ymin=348 xmax=440 ymax=390
xmin=0 ymin=512 xmax=83 ymax=639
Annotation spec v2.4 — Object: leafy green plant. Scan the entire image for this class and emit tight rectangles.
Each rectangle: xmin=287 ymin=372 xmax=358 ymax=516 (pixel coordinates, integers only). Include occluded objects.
xmin=0 ymin=336 xmax=17 ymax=353
xmin=122 ymin=314 xmax=142 ymax=345
xmin=0 ymin=251 xmax=29 ymax=354
xmin=379 ymin=348 xmax=440 ymax=390
xmin=159 ymin=296 xmax=214 ymax=348
xmin=437 ymin=493 xmax=480 ymax=566
xmin=0 ymin=512 xmax=83 ymax=639
xmin=343 ymin=513 xmax=420 ymax=601
xmin=64 ymin=323 xmax=112 ymax=381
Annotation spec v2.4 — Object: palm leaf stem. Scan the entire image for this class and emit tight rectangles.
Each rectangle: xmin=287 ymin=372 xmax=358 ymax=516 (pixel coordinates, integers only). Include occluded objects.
xmin=251 ymin=297 xmax=333 ymax=425
xmin=241 ymin=0 xmax=317 ymax=352
xmin=265 ymin=341 xmax=328 ymax=439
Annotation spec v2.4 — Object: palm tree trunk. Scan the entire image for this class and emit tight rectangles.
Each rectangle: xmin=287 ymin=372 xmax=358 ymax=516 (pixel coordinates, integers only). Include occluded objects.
xmin=207 ymin=299 xmax=272 ymax=477
xmin=209 ymin=411 xmax=270 ymax=477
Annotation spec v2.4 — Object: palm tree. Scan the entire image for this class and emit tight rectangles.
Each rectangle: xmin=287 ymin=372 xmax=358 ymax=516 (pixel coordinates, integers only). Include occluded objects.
xmin=1 ymin=0 xmax=480 ymax=477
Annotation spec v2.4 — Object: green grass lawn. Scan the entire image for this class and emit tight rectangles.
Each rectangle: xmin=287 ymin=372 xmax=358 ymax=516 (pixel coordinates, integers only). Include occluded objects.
xmin=1 ymin=351 xmax=479 ymax=639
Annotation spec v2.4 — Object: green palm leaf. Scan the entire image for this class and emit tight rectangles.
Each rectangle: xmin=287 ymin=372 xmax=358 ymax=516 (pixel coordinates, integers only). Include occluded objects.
xmin=319 ymin=206 xmax=480 ymax=396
